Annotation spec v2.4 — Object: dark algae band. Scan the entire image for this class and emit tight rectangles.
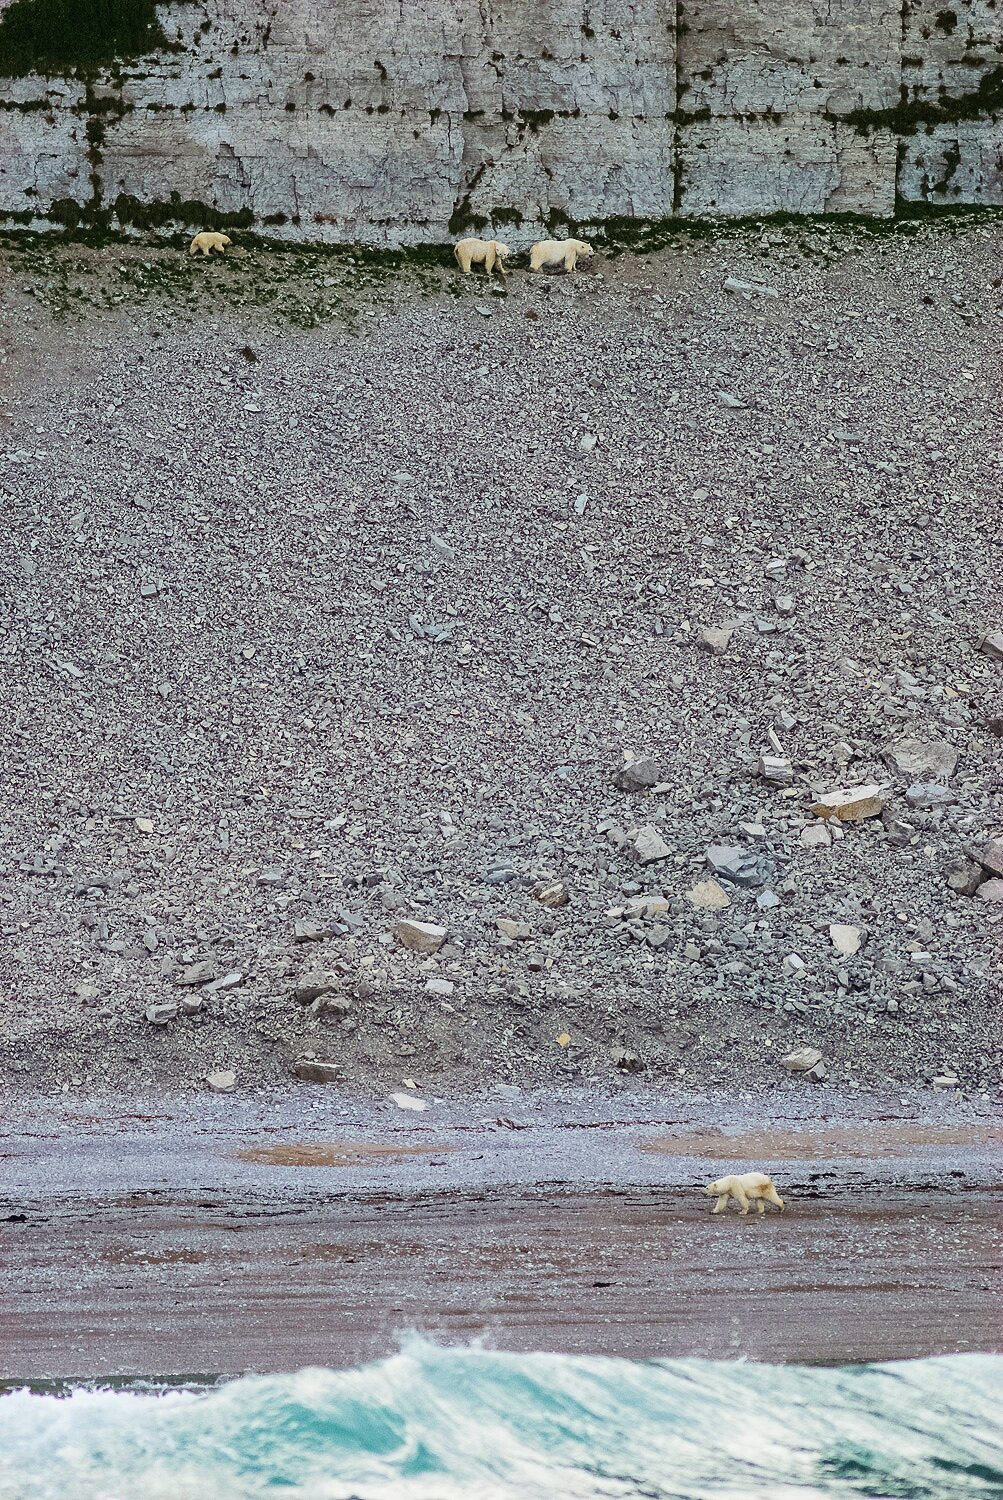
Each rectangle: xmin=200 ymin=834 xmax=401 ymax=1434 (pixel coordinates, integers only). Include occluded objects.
xmin=0 ymin=0 xmax=173 ymax=77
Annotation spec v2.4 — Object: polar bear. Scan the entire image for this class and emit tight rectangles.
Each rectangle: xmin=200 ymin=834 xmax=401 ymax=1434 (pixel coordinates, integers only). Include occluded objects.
xmin=454 ymin=237 xmax=510 ymax=276
xmin=189 ymin=231 xmax=233 ymax=257
xmin=705 ymin=1172 xmax=785 ymax=1216
xmin=530 ymin=238 xmax=594 ymax=274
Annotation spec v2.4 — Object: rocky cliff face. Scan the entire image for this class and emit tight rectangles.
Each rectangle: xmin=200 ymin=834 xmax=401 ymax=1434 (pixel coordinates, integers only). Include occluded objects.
xmin=0 ymin=0 xmax=999 ymax=241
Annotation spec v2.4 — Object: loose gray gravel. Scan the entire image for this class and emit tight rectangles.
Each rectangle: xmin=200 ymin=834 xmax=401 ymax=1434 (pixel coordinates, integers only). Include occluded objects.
xmin=1 ymin=218 xmax=1000 ymax=1101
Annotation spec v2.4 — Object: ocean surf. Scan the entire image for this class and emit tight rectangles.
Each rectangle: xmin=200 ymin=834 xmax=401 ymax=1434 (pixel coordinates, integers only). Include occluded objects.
xmin=1 ymin=1341 xmax=1000 ymax=1499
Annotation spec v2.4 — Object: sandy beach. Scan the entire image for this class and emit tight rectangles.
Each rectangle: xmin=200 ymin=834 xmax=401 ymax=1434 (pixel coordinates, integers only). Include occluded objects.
xmin=4 ymin=1088 xmax=1000 ymax=1380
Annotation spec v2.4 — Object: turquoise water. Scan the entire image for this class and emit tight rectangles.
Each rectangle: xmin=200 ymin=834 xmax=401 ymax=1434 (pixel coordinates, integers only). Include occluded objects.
xmin=1 ymin=1343 xmax=1001 ymax=1499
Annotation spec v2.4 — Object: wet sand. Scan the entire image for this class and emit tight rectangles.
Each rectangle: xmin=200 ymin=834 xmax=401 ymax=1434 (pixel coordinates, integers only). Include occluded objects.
xmin=2 ymin=1089 xmax=1000 ymax=1378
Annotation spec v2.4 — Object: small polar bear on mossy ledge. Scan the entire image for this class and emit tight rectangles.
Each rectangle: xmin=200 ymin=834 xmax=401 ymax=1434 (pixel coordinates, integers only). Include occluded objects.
xmin=530 ymin=238 xmax=594 ymax=273
xmin=190 ymin=231 xmax=233 ymax=257
xmin=453 ymin=237 xmax=510 ymax=276
xmin=705 ymin=1172 xmax=786 ymax=1216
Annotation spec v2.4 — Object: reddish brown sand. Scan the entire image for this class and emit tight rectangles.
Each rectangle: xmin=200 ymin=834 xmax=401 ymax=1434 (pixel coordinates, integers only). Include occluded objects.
xmin=4 ymin=1188 xmax=999 ymax=1377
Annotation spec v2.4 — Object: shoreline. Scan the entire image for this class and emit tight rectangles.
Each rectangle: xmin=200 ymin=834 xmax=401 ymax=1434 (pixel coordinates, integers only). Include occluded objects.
xmin=4 ymin=1088 xmax=1000 ymax=1380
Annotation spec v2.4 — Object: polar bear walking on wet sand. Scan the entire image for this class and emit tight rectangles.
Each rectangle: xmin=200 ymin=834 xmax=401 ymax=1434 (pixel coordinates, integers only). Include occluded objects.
xmin=190 ymin=231 xmax=232 ymax=257
xmin=530 ymin=238 xmax=593 ymax=274
xmin=705 ymin=1172 xmax=785 ymax=1216
xmin=454 ymin=237 xmax=510 ymax=276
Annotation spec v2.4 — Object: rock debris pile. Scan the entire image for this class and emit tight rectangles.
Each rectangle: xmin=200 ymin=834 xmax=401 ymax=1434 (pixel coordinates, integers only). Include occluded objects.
xmin=0 ymin=221 xmax=999 ymax=1096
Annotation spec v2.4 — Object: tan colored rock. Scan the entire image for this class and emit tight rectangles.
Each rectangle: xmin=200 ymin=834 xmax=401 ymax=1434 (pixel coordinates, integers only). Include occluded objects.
xmin=623 ymin=894 xmax=671 ymax=920
xmin=394 ymin=919 xmax=447 ymax=954
xmin=780 ymin=1046 xmax=823 ymax=1074
xmin=687 ymin=878 xmax=731 ymax=910
xmin=496 ymin=917 xmax=531 ymax=941
xmin=811 ymin=785 xmax=885 ymax=821
xmin=698 ymin=625 xmax=733 ymax=655
xmin=205 ymin=1070 xmax=236 ymax=1093
xmin=829 ymin=923 xmax=863 ymax=956
xmin=533 ymin=880 xmax=569 ymax=907
xmin=291 ymin=1059 xmax=341 ymax=1084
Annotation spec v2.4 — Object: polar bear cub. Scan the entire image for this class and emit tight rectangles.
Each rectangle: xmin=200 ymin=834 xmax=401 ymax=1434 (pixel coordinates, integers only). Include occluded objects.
xmin=190 ymin=231 xmax=233 ymax=257
xmin=705 ymin=1172 xmax=785 ymax=1216
xmin=530 ymin=238 xmax=594 ymax=273
xmin=454 ymin=237 xmax=510 ymax=276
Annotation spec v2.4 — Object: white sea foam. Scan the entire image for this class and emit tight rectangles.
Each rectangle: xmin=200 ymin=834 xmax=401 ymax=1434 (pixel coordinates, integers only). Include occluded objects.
xmin=1 ymin=1342 xmax=1000 ymax=1499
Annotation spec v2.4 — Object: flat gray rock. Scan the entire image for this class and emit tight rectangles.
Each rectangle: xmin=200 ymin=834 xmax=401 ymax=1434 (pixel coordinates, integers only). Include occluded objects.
xmin=883 ymin=737 xmax=958 ymax=782
xmin=705 ymin=844 xmax=768 ymax=887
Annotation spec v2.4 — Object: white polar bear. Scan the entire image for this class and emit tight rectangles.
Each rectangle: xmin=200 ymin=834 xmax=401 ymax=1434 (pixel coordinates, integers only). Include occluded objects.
xmin=705 ymin=1172 xmax=786 ymax=1216
xmin=529 ymin=238 xmax=594 ymax=274
xmin=454 ymin=237 xmax=510 ymax=276
xmin=189 ymin=231 xmax=233 ymax=257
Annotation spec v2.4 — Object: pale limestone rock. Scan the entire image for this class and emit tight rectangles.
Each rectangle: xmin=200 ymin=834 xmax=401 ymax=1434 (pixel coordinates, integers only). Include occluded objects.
xmin=811 ymin=785 xmax=885 ymax=821
xmin=758 ymin=753 xmax=793 ymax=786
xmin=829 ymin=923 xmax=863 ymax=956
xmin=394 ymin=918 xmax=447 ymax=954
xmin=205 ymin=1069 xmax=236 ymax=1092
xmin=883 ymin=736 xmax=958 ymax=782
xmin=698 ymin=625 xmax=734 ymax=655
xmin=780 ymin=1045 xmax=823 ymax=1073
xmin=899 ymin=122 xmax=1003 ymax=210
xmin=497 ymin=917 xmax=531 ymax=940
xmin=533 ymin=880 xmax=569 ymax=907
xmin=687 ymin=878 xmax=731 ymax=910
xmin=678 ymin=119 xmax=898 ymax=217
xmin=0 ymin=0 xmax=997 ymax=238
xmin=623 ymin=894 xmax=671 ymax=920
xmin=633 ymin=825 xmax=672 ymax=864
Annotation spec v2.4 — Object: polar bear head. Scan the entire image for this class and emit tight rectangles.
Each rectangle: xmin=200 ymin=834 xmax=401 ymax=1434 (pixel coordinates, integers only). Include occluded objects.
xmin=704 ymin=1178 xmax=728 ymax=1196
xmin=572 ymin=240 xmax=594 ymax=257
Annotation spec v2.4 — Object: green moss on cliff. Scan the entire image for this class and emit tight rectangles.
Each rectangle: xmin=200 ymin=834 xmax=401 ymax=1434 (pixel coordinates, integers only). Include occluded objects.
xmin=0 ymin=0 xmax=171 ymax=77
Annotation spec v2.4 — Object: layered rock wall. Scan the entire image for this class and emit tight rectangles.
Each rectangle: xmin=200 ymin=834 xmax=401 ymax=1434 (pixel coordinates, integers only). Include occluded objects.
xmin=0 ymin=0 xmax=999 ymax=241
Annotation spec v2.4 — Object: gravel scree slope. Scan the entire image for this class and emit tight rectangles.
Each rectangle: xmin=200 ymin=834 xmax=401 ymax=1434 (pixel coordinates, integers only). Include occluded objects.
xmin=0 ymin=220 xmax=1000 ymax=1100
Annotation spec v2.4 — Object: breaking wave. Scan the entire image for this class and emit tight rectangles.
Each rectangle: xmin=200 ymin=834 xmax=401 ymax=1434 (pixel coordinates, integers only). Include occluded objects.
xmin=1 ymin=1341 xmax=1001 ymax=1499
